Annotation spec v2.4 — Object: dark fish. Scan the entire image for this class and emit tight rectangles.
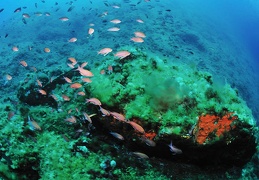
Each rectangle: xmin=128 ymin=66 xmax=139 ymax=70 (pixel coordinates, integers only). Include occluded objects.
xmin=0 ymin=8 xmax=4 ymax=13
xmin=41 ymin=0 xmax=45 ymax=3
xmin=55 ymin=2 xmax=58 ymax=5
xmin=22 ymin=18 xmax=27 ymax=24
xmin=67 ymin=6 xmax=75 ymax=12
xmin=90 ymin=0 xmax=92 ymax=4
xmin=35 ymin=3 xmax=38 ymax=8
xmin=104 ymin=2 xmax=109 ymax=6
xmin=22 ymin=7 xmax=27 ymax=9
xmin=5 ymin=33 xmax=8 ymax=38
xmin=14 ymin=7 xmax=21 ymax=13
xmin=166 ymin=9 xmax=171 ymax=12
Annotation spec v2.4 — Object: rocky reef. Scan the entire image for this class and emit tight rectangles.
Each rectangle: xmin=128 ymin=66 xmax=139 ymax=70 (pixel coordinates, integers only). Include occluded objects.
xmin=1 ymin=48 xmax=258 ymax=179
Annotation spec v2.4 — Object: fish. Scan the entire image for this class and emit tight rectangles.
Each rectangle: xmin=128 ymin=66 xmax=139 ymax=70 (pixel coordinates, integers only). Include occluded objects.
xmin=99 ymin=106 xmax=110 ymax=116
xmin=86 ymin=98 xmax=101 ymax=106
xmin=88 ymin=28 xmax=94 ymax=35
xmin=63 ymin=77 xmax=72 ymax=83
xmin=62 ymin=94 xmax=70 ymax=101
xmin=0 ymin=9 xmax=4 ymax=13
xmin=65 ymin=116 xmax=76 ymax=123
xmin=59 ymin=17 xmax=69 ymax=21
xmin=107 ymin=27 xmax=120 ymax=32
xmin=132 ymin=152 xmax=149 ymax=159
xmin=44 ymin=47 xmax=50 ymax=53
xmin=28 ymin=116 xmax=41 ymax=131
xmin=134 ymin=31 xmax=146 ymax=38
xmin=76 ymin=65 xmax=94 ymax=77
xmin=130 ymin=37 xmax=144 ymax=43
xmin=98 ymin=48 xmax=112 ymax=56
xmin=110 ymin=132 xmax=124 ymax=140
xmin=5 ymin=33 xmax=8 ymax=38
xmin=168 ymin=141 xmax=182 ymax=155
xmin=114 ymin=50 xmax=131 ymax=59
xmin=35 ymin=3 xmax=38 ymax=8
xmin=81 ymin=78 xmax=92 ymax=83
xmin=12 ymin=46 xmax=19 ymax=52
xmin=127 ymin=121 xmax=145 ymax=134
xmin=68 ymin=37 xmax=77 ymax=42
xmin=20 ymin=60 xmax=27 ymax=67
xmin=14 ymin=7 xmax=21 ymax=13
xmin=38 ymin=89 xmax=47 ymax=95
xmin=70 ymin=82 xmax=82 ymax=89
xmin=22 ymin=18 xmax=27 ymax=24
xmin=22 ymin=13 xmax=30 ymax=18
xmin=110 ymin=19 xmax=121 ymax=24
xmin=67 ymin=6 xmax=75 ymax=12
xmin=82 ymin=112 xmax=92 ymax=123
xmin=110 ymin=112 xmax=126 ymax=122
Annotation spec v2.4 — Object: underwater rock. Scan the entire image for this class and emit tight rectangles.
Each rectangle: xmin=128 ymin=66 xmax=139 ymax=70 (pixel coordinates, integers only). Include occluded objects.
xmin=86 ymin=48 xmax=257 ymax=167
xmin=17 ymin=68 xmax=79 ymax=108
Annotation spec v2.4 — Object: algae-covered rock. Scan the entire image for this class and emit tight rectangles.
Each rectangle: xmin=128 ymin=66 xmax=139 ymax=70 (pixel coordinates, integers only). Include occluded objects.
xmin=86 ymin=48 xmax=257 ymax=166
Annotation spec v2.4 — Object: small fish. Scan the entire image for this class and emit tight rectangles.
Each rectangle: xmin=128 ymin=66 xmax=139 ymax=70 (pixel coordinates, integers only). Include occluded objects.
xmin=81 ymin=77 xmax=92 ymax=83
xmin=68 ymin=57 xmax=77 ymax=65
xmin=65 ymin=116 xmax=76 ymax=123
xmin=134 ymin=31 xmax=146 ymax=38
xmin=88 ymin=28 xmax=94 ymax=35
xmin=77 ymin=91 xmax=85 ymax=96
xmin=86 ymin=98 xmax=101 ymax=106
xmin=12 ymin=46 xmax=19 ymax=52
xmin=59 ymin=17 xmax=69 ymax=21
xmin=114 ymin=50 xmax=130 ymax=59
xmin=62 ymin=94 xmax=70 ymax=101
xmin=110 ymin=112 xmax=126 ymax=122
xmin=107 ymin=65 xmax=113 ymax=74
xmin=44 ymin=47 xmax=50 ymax=53
xmin=14 ymin=7 xmax=21 ymax=13
xmin=107 ymin=27 xmax=120 ymax=32
xmin=131 ymin=37 xmax=144 ymax=43
xmin=0 ymin=9 xmax=4 ymax=13
xmin=110 ymin=132 xmax=124 ymax=140
xmin=82 ymin=112 xmax=92 ymax=123
xmin=70 ymin=82 xmax=82 ymax=89
xmin=68 ymin=37 xmax=77 ymax=42
xmin=76 ymin=65 xmax=94 ymax=77
xmin=28 ymin=116 xmax=41 ymax=131
xmin=67 ymin=6 xmax=75 ymax=12
xmin=22 ymin=18 xmax=27 ymax=24
xmin=168 ymin=141 xmax=182 ymax=155
xmin=36 ymin=79 xmax=43 ymax=87
xmin=22 ymin=13 xmax=30 ymax=18
xmin=127 ymin=121 xmax=145 ymax=134
xmin=63 ymin=76 xmax=72 ymax=83
xmin=132 ymin=152 xmax=149 ymax=159
xmin=5 ymin=33 xmax=8 ymax=38
xmin=99 ymin=106 xmax=110 ymax=116
xmin=98 ymin=48 xmax=112 ymax=56
xmin=38 ymin=89 xmax=47 ymax=95
xmin=20 ymin=60 xmax=28 ymax=67
xmin=136 ymin=19 xmax=144 ymax=23
xmin=110 ymin=19 xmax=121 ymax=24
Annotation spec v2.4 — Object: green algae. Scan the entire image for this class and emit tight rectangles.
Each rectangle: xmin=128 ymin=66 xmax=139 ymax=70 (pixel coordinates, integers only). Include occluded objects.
xmin=88 ymin=48 xmax=256 ymax=136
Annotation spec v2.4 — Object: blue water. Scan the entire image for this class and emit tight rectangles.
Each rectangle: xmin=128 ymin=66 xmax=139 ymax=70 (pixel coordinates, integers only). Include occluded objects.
xmin=2 ymin=0 xmax=258 ymax=121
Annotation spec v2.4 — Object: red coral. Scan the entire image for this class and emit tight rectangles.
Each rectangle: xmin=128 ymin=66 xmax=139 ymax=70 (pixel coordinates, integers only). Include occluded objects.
xmin=194 ymin=113 xmax=238 ymax=144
